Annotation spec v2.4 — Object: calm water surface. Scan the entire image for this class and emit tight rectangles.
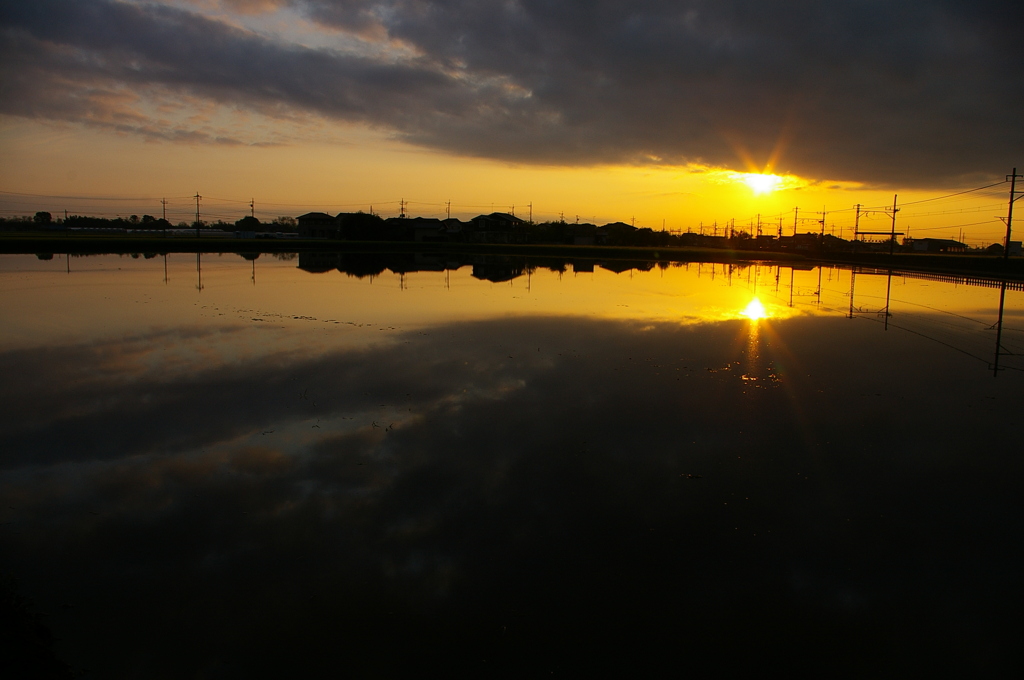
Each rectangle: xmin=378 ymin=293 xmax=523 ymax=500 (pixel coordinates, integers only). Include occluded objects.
xmin=1 ymin=253 xmax=1022 ymax=677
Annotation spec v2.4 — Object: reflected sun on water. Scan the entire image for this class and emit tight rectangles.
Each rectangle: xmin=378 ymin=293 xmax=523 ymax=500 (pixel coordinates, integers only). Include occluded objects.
xmin=741 ymin=297 xmax=768 ymax=320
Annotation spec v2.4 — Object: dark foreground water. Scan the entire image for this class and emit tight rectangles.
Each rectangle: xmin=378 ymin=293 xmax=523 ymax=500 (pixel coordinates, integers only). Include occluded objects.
xmin=1 ymin=253 xmax=1022 ymax=677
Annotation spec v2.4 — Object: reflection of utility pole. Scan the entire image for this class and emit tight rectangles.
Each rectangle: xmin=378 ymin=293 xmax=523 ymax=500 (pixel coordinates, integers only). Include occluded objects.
xmin=883 ymin=270 xmax=893 ymax=330
xmin=847 ymin=268 xmax=856 ymax=318
xmin=1003 ymin=167 xmax=1022 ymax=260
xmin=993 ymin=280 xmax=1008 ymax=376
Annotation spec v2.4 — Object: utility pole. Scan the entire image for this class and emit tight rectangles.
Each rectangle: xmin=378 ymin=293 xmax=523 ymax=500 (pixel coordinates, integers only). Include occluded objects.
xmin=162 ymin=198 xmax=168 ymax=221
xmin=194 ymin=192 xmax=201 ymax=237
xmin=446 ymin=200 xmax=451 ymax=219
xmin=853 ymin=203 xmax=861 ymax=249
xmin=399 ymin=199 xmax=406 ymax=219
xmin=1004 ymin=167 xmax=1022 ymax=260
xmin=888 ymin=194 xmax=899 ymax=256
xmin=793 ymin=207 xmax=799 ymax=236
xmin=250 ymin=198 xmax=255 ymax=218
xmin=528 ymin=202 xmax=533 ymax=223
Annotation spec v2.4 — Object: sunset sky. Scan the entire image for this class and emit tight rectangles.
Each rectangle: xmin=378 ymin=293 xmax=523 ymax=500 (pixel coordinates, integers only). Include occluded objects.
xmin=1 ymin=0 xmax=1020 ymax=243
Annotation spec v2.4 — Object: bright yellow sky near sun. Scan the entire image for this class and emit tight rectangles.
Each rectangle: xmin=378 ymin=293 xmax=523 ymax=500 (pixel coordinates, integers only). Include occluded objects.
xmin=0 ymin=116 xmax=1011 ymax=246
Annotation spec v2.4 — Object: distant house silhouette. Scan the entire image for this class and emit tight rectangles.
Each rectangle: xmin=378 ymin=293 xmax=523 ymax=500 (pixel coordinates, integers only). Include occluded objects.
xmin=401 ymin=217 xmax=447 ymax=242
xmin=297 ymin=212 xmax=339 ymax=239
xmin=470 ymin=212 xmax=527 ymax=243
xmin=908 ymin=238 xmax=967 ymax=253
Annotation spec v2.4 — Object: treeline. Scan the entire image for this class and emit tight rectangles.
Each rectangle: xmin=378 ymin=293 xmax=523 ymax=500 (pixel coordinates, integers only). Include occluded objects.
xmin=0 ymin=212 xmax=298 ymax=232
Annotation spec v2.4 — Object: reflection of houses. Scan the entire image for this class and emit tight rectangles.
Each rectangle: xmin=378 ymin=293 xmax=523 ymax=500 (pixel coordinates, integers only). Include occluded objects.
xmin=471 ymin=257 xmax=524 ymax=282
xmin=297 ymin=251 xmax=342 ymax=273
xmin=298 ymin=252 xmax=524 ymax=281
xmin=297 ymin=252 xmax=388 ymax=278
xmin=598 ymin=260 xmax=655 ymax=274
xmin=907 ymin=238 xmax=967 ymax=253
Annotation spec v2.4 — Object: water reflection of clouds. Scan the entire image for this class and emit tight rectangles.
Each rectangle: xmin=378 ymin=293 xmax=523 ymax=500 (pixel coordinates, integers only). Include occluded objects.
xmin=2 ymin=314 xmax=1022 ymax=675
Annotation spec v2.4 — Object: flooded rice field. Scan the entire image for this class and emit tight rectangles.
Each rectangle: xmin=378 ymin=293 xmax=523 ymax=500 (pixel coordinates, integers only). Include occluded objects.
xmin=1 ymin=252 xmax=1022 ymax=677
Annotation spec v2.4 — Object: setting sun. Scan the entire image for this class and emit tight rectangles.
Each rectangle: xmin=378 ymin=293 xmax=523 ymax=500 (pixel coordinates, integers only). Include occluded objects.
xmin=741 ymin=173 xmax=783 ymax=195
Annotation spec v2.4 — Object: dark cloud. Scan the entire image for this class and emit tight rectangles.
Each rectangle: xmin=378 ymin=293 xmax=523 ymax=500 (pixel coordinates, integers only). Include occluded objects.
xmin=0 ymin=1 xmax=1021 ymax=182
